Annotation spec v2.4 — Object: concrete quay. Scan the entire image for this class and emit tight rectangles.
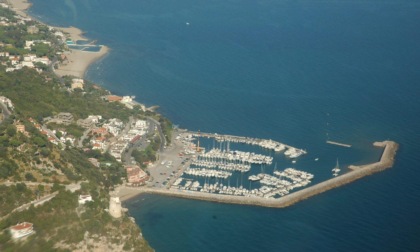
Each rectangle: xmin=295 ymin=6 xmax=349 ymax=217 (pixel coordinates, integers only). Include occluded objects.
xmin=118 ymin=141 xmax=398 ymax=208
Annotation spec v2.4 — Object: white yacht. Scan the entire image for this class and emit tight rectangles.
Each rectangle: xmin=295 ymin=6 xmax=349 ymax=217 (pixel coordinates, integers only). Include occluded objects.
xmin=332 ymin=159 xmax=341 ymax=175
xmin=248 ymin=175 xmax=262 ymax=181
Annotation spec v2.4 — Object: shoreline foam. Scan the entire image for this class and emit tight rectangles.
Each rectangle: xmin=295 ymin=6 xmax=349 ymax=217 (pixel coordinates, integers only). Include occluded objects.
xmin=117 ymin=141 xmax=398 ymax=208
xmin=7 ymin=0 xmax=110 ymax=78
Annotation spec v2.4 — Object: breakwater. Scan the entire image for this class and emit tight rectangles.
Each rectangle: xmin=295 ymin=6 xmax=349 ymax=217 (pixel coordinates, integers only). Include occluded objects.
xmin=119 ymin=141 xmax=398 ymax=208
xmin=326 ymin=140 xmax=352 ymax=148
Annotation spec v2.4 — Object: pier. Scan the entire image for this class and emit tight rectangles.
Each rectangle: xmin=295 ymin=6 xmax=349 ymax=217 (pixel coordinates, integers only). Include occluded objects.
xmin=189 ymin=131 xmax=292 ymax=149
xmin=118 ymin=141 xmax=398 ymax=208
xmin=326 ymin=140 xmax=352 ymax=148
xmin=187 ymin=131 xmax=307 ymax=156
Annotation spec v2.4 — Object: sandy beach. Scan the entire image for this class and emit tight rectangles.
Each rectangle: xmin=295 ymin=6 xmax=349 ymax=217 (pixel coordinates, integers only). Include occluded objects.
xmin=55 ymin=45 xmax=109 ymax=78
xmin=7 ymin=0 xmax=31 ymax=16
xmin=7 ymin=0 xmax=110 ymax=78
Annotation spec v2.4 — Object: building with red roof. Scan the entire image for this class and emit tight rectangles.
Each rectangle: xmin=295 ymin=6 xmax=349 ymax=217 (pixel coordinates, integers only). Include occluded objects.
xmin=9 ymin=222 xmax=34 ymax=239
xmin=125 ymin=165 xmax=149 ymax=185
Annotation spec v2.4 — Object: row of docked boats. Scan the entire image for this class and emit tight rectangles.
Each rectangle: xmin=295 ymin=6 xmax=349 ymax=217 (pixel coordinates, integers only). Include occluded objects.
xmin=172 ymin=178 xmax=202 ymax=191
xmin=274 ymin=168 xmax=314 ymax=181
xmin=256 ymin=168 xmax=313 ymax=194
xmin=188 ymin=132 xmax=306 ymax=158
xmin=284 ymin=147 xmax=306 ymax=158
xmin=191 ymin=159 xmax=251 ymax=172
xmin=199 ymin=148 xmax=273 ymax=165
xmin=173 ymin=180 xmax=291 ymax=198
xmin=259 ymin=139 xmax=286 ymax=152
xmin=183 ymin=167 xmax=232 ymax=179
xmin=174 ymin=166 xmax=314 ymax=199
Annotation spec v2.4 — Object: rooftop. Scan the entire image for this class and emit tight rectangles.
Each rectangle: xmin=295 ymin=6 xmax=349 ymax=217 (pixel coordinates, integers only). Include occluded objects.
xmin=10 ymin=222 xmax=33 ymax=231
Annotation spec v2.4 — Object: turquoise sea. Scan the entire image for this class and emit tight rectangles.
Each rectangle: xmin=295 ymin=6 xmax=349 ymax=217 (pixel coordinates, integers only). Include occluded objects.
xmin=29 ymin=0 xmax=420 ymax=251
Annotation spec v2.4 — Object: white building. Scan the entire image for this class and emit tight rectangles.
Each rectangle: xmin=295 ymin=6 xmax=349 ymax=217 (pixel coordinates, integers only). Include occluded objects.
xmin=34 ymin=56 xmax=50 ymax=65
xmin=103 ymin=118 xmax=124 ymax=136
xmin=23 ymin=54 xmax=37 ymax=62
xmin=21 ymin=61 xmax=34 ymax=68
xmin=78 ymin=195 xmax=93 ymax=205
xmin=135 ymin=119 xmax=147 ymax=128
xmin=71 ymin=78 xmax=84 ymax=90
xmin=9 ymin=56 xmax=20 ymax=65
xmin=54 ymin=31 xmax=64 ymax=38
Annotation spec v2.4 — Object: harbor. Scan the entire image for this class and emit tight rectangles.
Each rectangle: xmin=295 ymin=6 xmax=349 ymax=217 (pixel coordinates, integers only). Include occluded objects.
xmin=117 ymin=129 xmax=398 ymax=208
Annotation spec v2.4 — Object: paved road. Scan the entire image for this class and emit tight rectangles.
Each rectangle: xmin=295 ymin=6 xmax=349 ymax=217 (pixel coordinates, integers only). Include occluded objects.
xmin=0 ymin=191 xmax=59 ymax=221
xmin=147 ymin=117 xmax=166 ymax=151
xmin=0 ymin=181 xmax=83 ymax=221
xmin=78 ymin=127 xmax=92 ymax=148
xmin=122 ymin=137 xmax=147 ymax=165
xmin=0 ymin=181 xmax=82 ymax=192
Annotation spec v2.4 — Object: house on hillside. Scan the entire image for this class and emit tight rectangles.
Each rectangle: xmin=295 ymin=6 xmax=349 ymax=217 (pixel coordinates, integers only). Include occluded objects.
xmin=27 ymin=25 xmax=39 ymax=34
xmin=125 ymin=165 xmax=149 ymax=186
xmin=9 ymin=222 xmax=35 ymax=240
xmin=88 ymin=158 xmax=100 ymax=168
xmin=51 ymin=112 xmax=74 ymax=125
xmin=78 ymin=195 xmax=93 ymax=205
xmin=106 ymin=95 xmax=122 ymax=102
xmin=71 ymin=78 xmax=84 ymax=90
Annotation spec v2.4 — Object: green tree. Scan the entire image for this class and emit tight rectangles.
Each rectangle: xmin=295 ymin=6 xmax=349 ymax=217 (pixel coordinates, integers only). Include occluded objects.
xmin=25 ymin=172 xmax=36 ymax=182
xmin=34 ymin=62 xmax=48 ymax=71
xmin=33 ymin=136 xmax=47 ymax=147
xmin=9 ymin=138 xmax=22 ymax=147
xmin=6 ymin=125 xmax=16 ymax=137
xmin=40 ymin=147 xmax=50 ymax=157
xmin=31 ymin=43 xmax=50 ymax=57
xmin=51 ymin=182 xmax=63 ymax=192
xmin=16 ymin=182 xmax=27 ymax=192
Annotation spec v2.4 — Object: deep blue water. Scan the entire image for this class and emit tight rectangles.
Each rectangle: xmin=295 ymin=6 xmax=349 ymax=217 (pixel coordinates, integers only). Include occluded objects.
xmin=29 ymin=0 xmax=420 ymax=251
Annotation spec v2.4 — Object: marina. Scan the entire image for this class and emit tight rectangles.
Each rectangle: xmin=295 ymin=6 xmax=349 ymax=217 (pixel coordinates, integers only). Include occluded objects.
xmin=173 ymin=131 xmax=310 ymax=197
xmin=119 ymin=129 xmax=398 ymax=208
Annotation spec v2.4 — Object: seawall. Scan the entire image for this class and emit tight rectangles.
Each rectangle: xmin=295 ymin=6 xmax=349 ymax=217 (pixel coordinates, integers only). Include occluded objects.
xmin=119 ymin=141 xmax=398 ymax=208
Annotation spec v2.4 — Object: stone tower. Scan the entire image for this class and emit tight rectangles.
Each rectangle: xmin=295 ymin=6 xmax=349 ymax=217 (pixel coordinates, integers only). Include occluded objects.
xmin=109 ymin=196 xmax=122 ymax=218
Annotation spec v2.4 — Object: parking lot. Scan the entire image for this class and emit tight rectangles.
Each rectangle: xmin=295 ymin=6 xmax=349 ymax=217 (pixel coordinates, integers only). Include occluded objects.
xmin=146 ymin=130 xmax=192 ymax=188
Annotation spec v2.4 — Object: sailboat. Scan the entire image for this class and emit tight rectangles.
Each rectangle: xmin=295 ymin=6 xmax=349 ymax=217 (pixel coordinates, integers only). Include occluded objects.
xmin=332 ymin=158 xmax=340 ymax=176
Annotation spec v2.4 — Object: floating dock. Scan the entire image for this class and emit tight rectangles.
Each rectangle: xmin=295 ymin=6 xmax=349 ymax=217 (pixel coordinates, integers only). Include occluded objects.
xmin=326 ymin=140 xmax=352 ymax=148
